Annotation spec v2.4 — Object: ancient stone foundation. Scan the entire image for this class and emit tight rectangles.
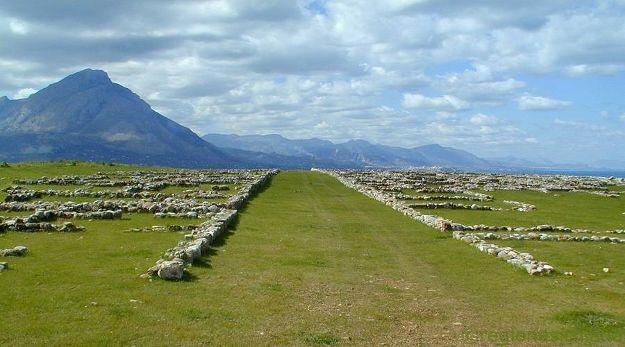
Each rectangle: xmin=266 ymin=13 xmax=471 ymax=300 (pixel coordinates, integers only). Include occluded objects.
xmin=147 ymin=170 xmax=278 ymax=280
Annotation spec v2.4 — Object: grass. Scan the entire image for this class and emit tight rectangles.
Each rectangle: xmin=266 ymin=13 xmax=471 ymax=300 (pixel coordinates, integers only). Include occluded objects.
xmin=411 ymin=189 xmax=625 ymax=230
xmin=301 ymin=332 xmax=340 ymax=345
xmin=556 ymin=310 xmax=622 ymax=328
xmin=1 ymin=164 xmax=624 ymax=345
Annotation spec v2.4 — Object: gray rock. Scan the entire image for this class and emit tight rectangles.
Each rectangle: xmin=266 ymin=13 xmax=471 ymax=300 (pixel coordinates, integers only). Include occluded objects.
xmin=0 ymin=245 xmax=28 ymax=257
xmin=156 ymin=258 xmax=185 ymax=280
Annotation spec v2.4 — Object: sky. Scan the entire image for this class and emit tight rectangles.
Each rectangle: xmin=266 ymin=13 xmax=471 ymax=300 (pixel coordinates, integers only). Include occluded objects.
xmin=1 ymin=0 xmax=625 ymax=167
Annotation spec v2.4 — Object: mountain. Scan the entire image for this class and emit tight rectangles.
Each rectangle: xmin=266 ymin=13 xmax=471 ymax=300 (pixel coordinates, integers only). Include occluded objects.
xmin=0 ymin=69 xmax=247 ymax=168
xmin=414 ymin=144 xmax=491 ymax=167
xmin=0 ymin=68 xmax=508 ymax=170
xmin=203 ymin=133 xmax=491 ymax=169
xmin=201 ymin=133 xmax=336 ymax=158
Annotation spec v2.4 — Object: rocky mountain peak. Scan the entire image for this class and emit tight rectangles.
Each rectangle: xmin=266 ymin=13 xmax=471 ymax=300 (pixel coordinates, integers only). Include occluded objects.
xmin=38 ymin=68 xmax=111 ymax=96
xmin=63 ymin=68 xmax=111 ymax=86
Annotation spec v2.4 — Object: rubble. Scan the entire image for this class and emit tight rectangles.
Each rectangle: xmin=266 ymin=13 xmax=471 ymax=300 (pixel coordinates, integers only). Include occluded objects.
xmin=1 ymin=168 xmax=278 ymax=280
xmin=503 ymin=200 xmax=536 ymax=212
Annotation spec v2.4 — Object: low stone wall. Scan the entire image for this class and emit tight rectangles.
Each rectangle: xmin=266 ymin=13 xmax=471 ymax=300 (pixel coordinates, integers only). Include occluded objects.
xmin=396 ymin=193 xmax=490 ymax=201
xmin=146 ymin=170 xmax=278 ymax=280
xmin=1 ymin=220 xmax=83 ymax=232
xmin=3 ymin=186 xmax=227 ymax=202
xmin=314 ymin=169 xmax=554 ymax=275
xmin=452 ymin=231 xmax=554 ymax=275
xmin=409 ymin=202 xmax=498 ymax=210
xmin=226 ymin=170 xmax=278 ymax=210
xmin=503 ymin=200 xmax=536 ymax=212
xmin=473 ymin=232 xmax=625 ymax=243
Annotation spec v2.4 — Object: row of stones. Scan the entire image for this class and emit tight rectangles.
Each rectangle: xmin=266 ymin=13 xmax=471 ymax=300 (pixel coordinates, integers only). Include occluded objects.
xmin=1 ymin=208 xmax=89 ymax=232
xmin=397 ymin=187 xmax=534 ymax=212
xmin=4 ymin=170 xmax=258 ymax=221
xmin=438 ymin=221 xmax=624 ymax=235
xmin=0 ymin=169 xmax=275 ymax=276
xmin=13 ymin=170 xmax=264 ymax=187
xmin=145 ymin=170 xmax=278 ymax=280
xmin=470 ymin=232 xmax=625 ymax=243
xmin=3 ymin=186 xmax=227 ymax=202
xmin=395 ymin=193 xmax=492 ymax=201
xmin=502 ymin=200 xmax=536 ymax=212
xmin=407 ymin=202 xmax=499 ymax=211
xmin=335 ymin=170 xmax=624 ymax=236
xmin=0 ymin=218 xmax=83 ymax=232
xmin=451 ymin=231 xmax=554 ymax=275
xmin=0 ymin=198 xmax=220 ymax=219
xmin=128 ymin=224 xmax=198 ymax=232
xmin=314 ymin=169 xmax=555 ymax=275
xmin=347 ymin=169 xmax=624 ymax=197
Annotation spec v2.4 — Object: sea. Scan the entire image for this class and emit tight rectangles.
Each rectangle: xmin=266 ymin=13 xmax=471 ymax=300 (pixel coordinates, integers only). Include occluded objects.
xmin=494 ymin=169 xmax=625 ymax=178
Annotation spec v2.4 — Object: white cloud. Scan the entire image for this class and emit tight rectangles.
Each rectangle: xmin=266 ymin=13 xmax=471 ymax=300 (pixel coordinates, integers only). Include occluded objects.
xmin=553 ymin=118 xmax=625 ymax=137
xmin=565 ymin=64 xmax=625 ymax=76
xmin=517 ymin=94 xmax=571 ymax=111
xmin=469 ymin=113 xmax=501 ymax=125
xmin=8 ymin=18 xmax=29 ymax=34
xmin=434 ymin=66 xmax=525 ymax=104
xmin=402 ymin=93 xmax=469 ymax=111
xmin=1 ymin=1 xmax=624 ymax=161
xmin=525 ymin=137 xmax=538 ymax=144
xmin=13 ymin=88 xmax=37 ymax=99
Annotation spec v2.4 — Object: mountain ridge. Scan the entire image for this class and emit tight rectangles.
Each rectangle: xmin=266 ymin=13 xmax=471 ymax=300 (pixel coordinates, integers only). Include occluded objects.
xmin=202 ymin=133 xmax=491 ymax=169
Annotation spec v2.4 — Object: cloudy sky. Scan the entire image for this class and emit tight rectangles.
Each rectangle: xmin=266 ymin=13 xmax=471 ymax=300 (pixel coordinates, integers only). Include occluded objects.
xmin=1 ymin=1 xmax=625 ymax=166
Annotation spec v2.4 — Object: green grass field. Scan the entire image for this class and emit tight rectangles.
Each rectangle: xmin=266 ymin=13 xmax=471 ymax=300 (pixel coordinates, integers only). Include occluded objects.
xmin=409 ymin=189 xmax=625 ymax=231
xmin=1 ymin=163 xmax=624 ymax=345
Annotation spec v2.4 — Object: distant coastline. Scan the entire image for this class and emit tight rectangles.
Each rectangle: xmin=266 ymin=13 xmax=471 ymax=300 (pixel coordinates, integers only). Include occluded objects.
xmin=497 ymin=169 xmax=625 ymax=178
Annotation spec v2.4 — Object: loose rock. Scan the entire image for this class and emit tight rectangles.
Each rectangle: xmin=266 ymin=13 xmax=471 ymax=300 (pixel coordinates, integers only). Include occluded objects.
xmin=0 ymin=245 xmax=28 ymax=257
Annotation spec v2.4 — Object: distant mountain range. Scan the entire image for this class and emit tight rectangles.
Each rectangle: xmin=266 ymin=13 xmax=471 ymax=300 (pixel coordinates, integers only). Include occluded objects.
xmin=203 ymin=133 xmax=490 ymax=169
xmin=0 ymin=69 xmax=493 ymax=169
xmin=1 ymin=69 xmax=618 ymax=172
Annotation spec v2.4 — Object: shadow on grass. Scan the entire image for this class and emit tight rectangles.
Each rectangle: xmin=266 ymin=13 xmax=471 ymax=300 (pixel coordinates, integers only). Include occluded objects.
xmin=189 ymin=173 xmax=277 ymax=271
xmin=181 ymin=271 xmax=199 ymax=282
xmin=191 ymin=230 xmax=234 ymax=269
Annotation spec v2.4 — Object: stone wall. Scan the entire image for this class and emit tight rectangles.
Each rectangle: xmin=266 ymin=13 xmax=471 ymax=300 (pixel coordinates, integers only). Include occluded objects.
xmin=314 ymin=169 xmax=555 ymax=275
xmin=146 ymin=170 xmax=278 ymax=280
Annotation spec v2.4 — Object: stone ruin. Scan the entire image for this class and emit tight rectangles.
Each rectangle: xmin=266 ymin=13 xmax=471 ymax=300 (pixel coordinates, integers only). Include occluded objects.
xmin=147 ymin=170 xmax=277 ymax=280
xmin=0 ymin=169 xmax=278 ymax=280
xmin=315 ymin=168 xmax=625 ymax=275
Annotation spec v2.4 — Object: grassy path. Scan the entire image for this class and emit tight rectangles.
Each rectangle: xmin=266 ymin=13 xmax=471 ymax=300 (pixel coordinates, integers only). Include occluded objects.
xmin=1 ymin=170 xmax=624 ymax=345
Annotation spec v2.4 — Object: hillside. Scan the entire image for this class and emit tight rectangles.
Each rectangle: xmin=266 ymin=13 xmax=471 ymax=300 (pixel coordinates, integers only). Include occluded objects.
xmin=0 ymin=69 xmax=242 ymax=168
